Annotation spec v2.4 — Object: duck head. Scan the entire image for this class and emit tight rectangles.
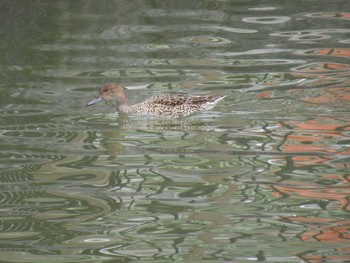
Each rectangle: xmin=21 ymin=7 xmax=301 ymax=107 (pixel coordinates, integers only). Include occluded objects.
xmin=86 ymin=83 xmax=129 ymax=106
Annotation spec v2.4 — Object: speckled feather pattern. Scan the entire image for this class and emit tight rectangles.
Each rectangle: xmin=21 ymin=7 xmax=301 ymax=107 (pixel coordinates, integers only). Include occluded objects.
xmin=86 ymin=83 xmax=227 ymax=118
xmin=118 ymin=94 xmax=227 ymax=118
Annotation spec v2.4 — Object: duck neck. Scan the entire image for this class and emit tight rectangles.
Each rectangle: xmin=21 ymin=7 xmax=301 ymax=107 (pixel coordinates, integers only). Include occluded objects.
xmin=117 ymin=104 xmax=132 ymax=114
xmin=115 ymin=90 xmax=130 ymax=110
xmin=117 ymin=103 xmax=145 ymax=115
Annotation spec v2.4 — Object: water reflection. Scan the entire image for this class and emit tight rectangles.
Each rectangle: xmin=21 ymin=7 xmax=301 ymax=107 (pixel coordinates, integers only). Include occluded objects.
xmin=242 ymin=16 xmax=291 ymax=24
xmin=2 ymin=116 xmax=350 ymax=261
xmin=1 ymin=0 xmax=350 ymax=262
xmin=304 ymin=12 xmax=350 ymax=21
xmin=271 ymin=28 xmax=350 ymax=42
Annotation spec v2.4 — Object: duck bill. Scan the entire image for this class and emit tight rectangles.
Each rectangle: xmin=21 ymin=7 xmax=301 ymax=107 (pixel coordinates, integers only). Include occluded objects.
xmin=86 ymin=95 xmax=103 ymax=106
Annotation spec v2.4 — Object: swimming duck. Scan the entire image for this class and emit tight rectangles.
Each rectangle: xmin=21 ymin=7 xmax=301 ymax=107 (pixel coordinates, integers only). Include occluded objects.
xmin=86 ymin=83 xmax=226 ymax=118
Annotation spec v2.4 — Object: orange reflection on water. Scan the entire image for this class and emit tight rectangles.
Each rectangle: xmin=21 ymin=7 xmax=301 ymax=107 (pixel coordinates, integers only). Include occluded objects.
xmin=282 ymin=216 xmax=350 ymax=262
xmin=270 ymin=114 xmax=350 ymax=255
xmin=301 ymin=87 xmax=350 ymax=104
xmin=278 ymin=117 xmax=350 ymax=167
xmin=311 ymin=48 xmax=350 ymax=57
xmin=294 ymin=217 xmax=350 ymax=242
xmin=290 ymin=217 xmax=350 ymax=262
xmin=341 ymin=12 xmax=350 ymax=20
xmin=303 ymin=253 xmax=350 ymax=263
xmin=273 ymin=175 xmax=350 ymax=211
xmin=293 ymin=62 xmax=350 ymax=72
xmin=305 ymin=12 xmax=350 ymax=21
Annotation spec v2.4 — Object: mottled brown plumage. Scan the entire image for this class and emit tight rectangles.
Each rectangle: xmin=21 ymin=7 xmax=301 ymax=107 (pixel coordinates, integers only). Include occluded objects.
xmin=86 ymin=83 xmax=226 ymax=118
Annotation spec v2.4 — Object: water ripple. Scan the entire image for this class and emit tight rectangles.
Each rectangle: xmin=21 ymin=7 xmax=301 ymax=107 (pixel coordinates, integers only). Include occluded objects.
xmin=242 ymin=16 xmax=291 ymax=24
xmin=1 ymin=1 xmax=350 ymax=262
xmin=271 ymin=28 xmax=350 ymax=42
xmin=304 ymin=12 xmax=350 ymax=21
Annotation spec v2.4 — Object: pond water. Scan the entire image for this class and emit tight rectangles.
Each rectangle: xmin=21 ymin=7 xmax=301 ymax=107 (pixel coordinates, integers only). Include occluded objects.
xmin=1 ymin=1 xmax=350 ymax=262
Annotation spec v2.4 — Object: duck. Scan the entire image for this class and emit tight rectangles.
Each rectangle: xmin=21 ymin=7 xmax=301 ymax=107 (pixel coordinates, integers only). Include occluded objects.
xmin=86 ymin=83 xmax=227 ymax=118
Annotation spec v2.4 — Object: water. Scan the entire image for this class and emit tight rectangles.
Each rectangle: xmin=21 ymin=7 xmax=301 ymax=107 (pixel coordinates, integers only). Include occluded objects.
xmin=1 ymin=1 xmax=350 ymax=262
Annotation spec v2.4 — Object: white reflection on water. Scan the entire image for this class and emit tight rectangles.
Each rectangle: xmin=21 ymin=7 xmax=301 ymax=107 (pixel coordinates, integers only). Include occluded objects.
xmin=242 ymin=16 xmax=291 ymax=24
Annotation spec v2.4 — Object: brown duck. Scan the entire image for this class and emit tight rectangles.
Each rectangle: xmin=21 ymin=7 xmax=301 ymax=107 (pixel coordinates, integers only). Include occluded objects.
xmin=86 ymin=83 xmax=226 ymax=118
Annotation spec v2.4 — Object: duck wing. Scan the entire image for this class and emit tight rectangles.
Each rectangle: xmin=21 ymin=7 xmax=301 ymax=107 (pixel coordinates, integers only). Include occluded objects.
xmin=148 ymin=95 xmax=218 ymax=107
xmin=141 ymin=94 xmax=226 ymax=117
